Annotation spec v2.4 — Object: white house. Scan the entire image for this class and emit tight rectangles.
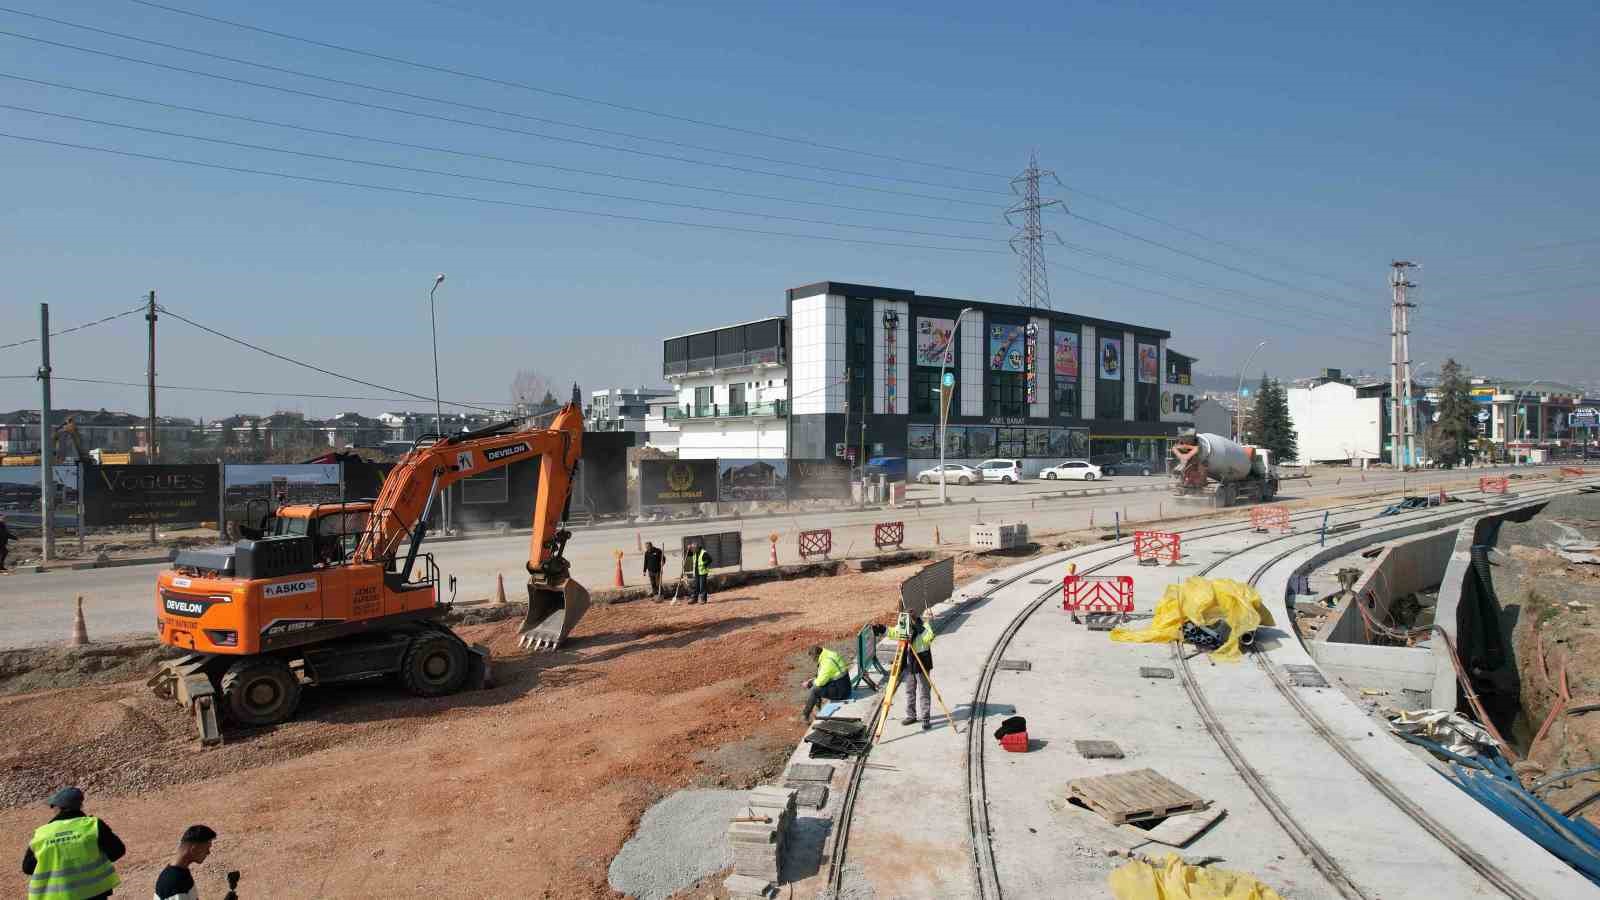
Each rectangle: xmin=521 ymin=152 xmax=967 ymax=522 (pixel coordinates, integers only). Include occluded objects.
xmin=661 ymin=316 xmax=788 ymax=461
xmin=1286 ymin=381 xmax=1383 ymax=464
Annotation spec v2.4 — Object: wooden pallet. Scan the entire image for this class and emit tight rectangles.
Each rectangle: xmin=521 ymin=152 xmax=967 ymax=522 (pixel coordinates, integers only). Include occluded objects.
xmin=1067 ymin=768 xmax=1207 ymax=825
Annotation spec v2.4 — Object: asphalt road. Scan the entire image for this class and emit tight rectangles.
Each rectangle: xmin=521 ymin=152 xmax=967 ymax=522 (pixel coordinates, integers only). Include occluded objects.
xmin=0 ymin=465 xmax=1533 ymax=648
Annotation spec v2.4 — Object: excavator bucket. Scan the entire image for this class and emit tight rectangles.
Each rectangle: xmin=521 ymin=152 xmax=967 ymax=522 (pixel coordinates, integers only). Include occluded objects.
xmin=517 ymin=579 xmax=590 ymax=650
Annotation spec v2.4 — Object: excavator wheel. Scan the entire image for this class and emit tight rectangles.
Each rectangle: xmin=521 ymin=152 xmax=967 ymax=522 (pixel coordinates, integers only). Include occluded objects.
xmin=220 ymin=657 xmax=302 ymax=726
xmin=400 ymin=631 xmax=470 ymax=697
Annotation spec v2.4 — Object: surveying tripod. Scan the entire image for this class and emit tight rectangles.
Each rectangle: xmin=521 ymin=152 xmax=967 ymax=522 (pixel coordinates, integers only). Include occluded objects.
xmin=871 ymin=610 xmax=959 ymax=740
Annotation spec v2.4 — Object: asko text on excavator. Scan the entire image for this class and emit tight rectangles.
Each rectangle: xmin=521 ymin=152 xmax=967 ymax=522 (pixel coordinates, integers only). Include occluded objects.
xmin=148 ymin=404 xmax=589 ymax=744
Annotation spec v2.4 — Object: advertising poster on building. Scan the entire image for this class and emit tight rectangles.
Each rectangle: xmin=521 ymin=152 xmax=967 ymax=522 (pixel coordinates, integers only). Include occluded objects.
xmin=789 ymin=459 xmax=852 ymax=500
xmin=914 ymin=317 xmax=955 ymax=367
xmin=1024 ymin=324 xmax=1038 ymax=403
xmin=989 ymin=324 xmax=1024 ymax=372
xmin=717 ymin=458 xmax=788 ymax=502
xmin=1098 ymin=336 xmax=1123 ymax=380
xmin=638 ymin=459 xmax=718 ymax=505
xmin=1137 ymin=343 xmax=1159 ymax=384
xmin=81 ymin=463 xmax=220 ymax=526
xmin=1053 ymin=330 xmax=1079 ymax=378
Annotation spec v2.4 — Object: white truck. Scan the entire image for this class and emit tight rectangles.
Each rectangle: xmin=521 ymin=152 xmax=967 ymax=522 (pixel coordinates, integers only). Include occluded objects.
xmin=1170 ymin=432 xmax=1279 ymax=507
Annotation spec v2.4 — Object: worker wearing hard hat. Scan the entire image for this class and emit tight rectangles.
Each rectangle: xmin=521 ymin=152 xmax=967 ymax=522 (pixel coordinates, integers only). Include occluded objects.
xmin=801 ymin=644 xmax=851 ymax=721
xmin=21 ymin=787 xmax=126 ymax=900
xmin=888 ymin=614 xmax=937 ymax=730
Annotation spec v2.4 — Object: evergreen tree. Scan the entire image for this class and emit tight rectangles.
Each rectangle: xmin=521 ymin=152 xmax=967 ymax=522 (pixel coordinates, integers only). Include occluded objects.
xmin=1243 ymin=374 xmax=1270 ymax=444
xmin=1432 ymin=358 xmax=1475 ymax=467
xmin=1244 ymin=375 xmax=1298 ymax=462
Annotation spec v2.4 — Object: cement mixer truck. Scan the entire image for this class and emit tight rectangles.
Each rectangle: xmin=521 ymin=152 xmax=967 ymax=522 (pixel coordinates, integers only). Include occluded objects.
xmin=1170 ymin=432 xmax=1279 ymax=508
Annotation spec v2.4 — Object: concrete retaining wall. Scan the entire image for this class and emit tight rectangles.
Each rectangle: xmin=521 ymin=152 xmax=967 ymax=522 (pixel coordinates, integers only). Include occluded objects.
xmin=1316 ymin=525 xmax=1459 ymax=644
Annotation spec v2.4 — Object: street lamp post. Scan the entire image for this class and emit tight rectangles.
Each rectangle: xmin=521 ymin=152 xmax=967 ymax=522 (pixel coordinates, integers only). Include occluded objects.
xmin=937 ymin=307 xmax=975 ymax=504
xmin=1235 ymin=341 xmax=1267 ymax=442
xmin=429 ymin=273 xmax=447 ymax=533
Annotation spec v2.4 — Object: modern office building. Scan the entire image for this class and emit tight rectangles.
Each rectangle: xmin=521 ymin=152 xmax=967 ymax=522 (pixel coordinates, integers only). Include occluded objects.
xmin=785 ymin=280 xmax=1193 ymax=476
xmin=588 ymin=386 xmax=676 ymax=434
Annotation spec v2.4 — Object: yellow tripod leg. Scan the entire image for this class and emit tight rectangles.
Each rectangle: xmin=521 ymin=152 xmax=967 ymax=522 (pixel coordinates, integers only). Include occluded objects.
xmin=908 ymin=648 xmax=960 ymax=735
xmin=871 ymin=642 xmax=907 ymax=742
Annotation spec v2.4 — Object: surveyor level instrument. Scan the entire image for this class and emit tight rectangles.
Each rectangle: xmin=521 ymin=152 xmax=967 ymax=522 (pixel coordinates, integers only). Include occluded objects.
xmin=871 ymin=610 xmax=959 ymax=740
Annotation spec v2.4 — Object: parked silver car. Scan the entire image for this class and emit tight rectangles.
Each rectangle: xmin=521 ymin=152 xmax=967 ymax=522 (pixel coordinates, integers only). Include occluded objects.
xmin=915 ymin=463 xmax=982 ymax=485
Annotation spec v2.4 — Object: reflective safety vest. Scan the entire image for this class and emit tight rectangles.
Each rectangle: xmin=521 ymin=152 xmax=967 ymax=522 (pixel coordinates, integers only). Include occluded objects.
xmin=887 ymin=619 xmax=936 ymax=654
xmin=694 ymin=549 xmax=710 ymax=576
xmin=27 ymin=817 xmax=120 ymax=900
xmin=814 ymin=648 xmax=847 ymax=687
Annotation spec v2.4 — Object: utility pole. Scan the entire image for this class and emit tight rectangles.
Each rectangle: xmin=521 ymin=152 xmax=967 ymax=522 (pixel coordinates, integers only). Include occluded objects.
xmin=1007 ymin=151 xmax=1063 ymax=309
xmin=146 ymin=290 xmax=158 ymax=542
xmin=1389 ymin=262 xmax=1417 ymax=469
xmin=38 ymin=303 xmax=53 ymax=562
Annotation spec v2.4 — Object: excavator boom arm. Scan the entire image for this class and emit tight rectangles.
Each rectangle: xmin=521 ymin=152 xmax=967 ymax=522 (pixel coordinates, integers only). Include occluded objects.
xmin=353 ymin=404 xmax=584 ymax=572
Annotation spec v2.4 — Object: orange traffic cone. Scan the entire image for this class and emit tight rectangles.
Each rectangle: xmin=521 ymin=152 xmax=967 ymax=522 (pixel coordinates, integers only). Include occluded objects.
xmin=495 ymin=573 xmax=507 ymax=605
xmin=613 ymin=550 xmax=625 ymax=588
xmin=70 ymin=595 xmax=89 ymax=647
xmin=769 ymin=535 xmax=779 ymax=567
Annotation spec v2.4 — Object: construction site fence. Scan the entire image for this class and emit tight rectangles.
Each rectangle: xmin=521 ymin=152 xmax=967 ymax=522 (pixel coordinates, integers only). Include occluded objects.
xmin=1250 ymin=505 xmax=1291 ymax=533
xmin=1480 ymin=476 xmax=1510 ymax=494
xmin=1063 ymin=573 xmax=1135 ymax=615
xmin=798 ymin=528 xmax=832 ymax=559
xmin=1560 ymin=467 xmax=1586 ymax=477
xmin=1132 ymin=530 xmax=1181 ymax=565
xmin=873 ymin=521 xmax=904 ymax=549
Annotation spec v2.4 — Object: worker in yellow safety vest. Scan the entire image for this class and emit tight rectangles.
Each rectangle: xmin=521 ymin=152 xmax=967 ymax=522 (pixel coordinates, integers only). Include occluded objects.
xmin=688 ymin=541 xmax=712 ymax=605
xmin=802 ymin=644 xmax=851 ymax=721
xmin=887 ymin=614 xmax=937 ymax=730
xmin=22 ymin=787 xmax=125 ymax=900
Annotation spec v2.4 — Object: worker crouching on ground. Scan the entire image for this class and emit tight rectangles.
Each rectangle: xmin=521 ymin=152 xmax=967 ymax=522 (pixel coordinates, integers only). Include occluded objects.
xmin=889 ymin=614 xmax=936 ymax=730
xmin=642 ymin=541 xmax=665 ymax=599
xmin=22 ymin=787 xmax=125 ymax=900
xmin=154 ymin=825 xmax=216 ymax=900
xmin=802 ymin=644 xmax=851 ymax=721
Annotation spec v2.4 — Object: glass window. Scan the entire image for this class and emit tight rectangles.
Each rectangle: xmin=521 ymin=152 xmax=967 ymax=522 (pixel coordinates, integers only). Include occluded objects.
xmin=1054 ymin=376 xmax=1078 ymax=418
xmin=693 ymin=386 xmax=714 ymax=414
xmin=996 ymin=427 xmax=1024 ymax=458
xmin=1026 ymin=428 xmax=1051 ymax=458
xmin=987 ymin=373 xmax=1026 ymax=418
xmin=912 ymin=368 xmax=941 ymax=416
xmin=908 ymin=425 xmax=938 ymax=458
xmin=943 ymin=426 xmax=968 ymax=457
xmin=688 ymin=332 xmax=716 ymax=370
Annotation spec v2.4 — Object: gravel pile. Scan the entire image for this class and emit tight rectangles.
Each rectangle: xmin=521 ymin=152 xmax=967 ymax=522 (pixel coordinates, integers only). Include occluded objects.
xmin=607 ymin=788 xmax=746 ymax=900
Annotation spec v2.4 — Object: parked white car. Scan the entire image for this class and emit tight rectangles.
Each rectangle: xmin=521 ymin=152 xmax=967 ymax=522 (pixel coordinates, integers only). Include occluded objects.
xmin=916 ymin=463 xmax=982 ymax=485
xmin=977 ymin=459 xmax=1025 ymax=484
xmin=1040 ymin=460 xmax=1102 ymax=481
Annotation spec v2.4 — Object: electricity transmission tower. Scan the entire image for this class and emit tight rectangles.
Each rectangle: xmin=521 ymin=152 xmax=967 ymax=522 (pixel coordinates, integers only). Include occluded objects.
xmin=1389 ymin=261 xmax=1418 ymax=469
xmin=1007 ymin=151 xmax=1064 ymax=309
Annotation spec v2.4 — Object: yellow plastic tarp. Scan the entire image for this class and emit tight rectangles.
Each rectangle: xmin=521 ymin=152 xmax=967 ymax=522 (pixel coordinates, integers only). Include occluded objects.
xmin=1108 ymin=852 xmax=1285 ymax=900
xmin=1109 ymin=577 xmax=1275 ymax=662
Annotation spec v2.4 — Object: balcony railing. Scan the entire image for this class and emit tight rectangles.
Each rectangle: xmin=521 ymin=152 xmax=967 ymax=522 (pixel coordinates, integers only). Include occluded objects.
xmin=663 ymin=400 xmax=787 ymax=421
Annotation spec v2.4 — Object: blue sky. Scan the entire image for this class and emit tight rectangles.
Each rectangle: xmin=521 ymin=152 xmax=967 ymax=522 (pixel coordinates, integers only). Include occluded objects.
xmin=1 ymin=0 xmax=1595 ymax=420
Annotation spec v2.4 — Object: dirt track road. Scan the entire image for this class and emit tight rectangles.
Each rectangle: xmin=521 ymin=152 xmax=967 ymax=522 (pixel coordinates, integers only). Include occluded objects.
xmin=0 ymin=556 xmax=1022 ymax=898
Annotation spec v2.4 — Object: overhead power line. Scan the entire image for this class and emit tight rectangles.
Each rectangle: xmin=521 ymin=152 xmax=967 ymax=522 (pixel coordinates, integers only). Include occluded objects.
xmin=0 ymin=130 xmax=1007 ymax=256
xmin=0 ymin=303 xmax=145 ymax=351
xmin=154 ymin=304 xmax=512 ymax=414
xmin=0 ymin=374 xmax=513 ymax=408
xmin=123 ymin=0 xmax=1011 ymax=182
xmin=0 ymin=103 xmax=1005 ymax=243
xmin=0 ymin=9 xmax=1003 ymax=200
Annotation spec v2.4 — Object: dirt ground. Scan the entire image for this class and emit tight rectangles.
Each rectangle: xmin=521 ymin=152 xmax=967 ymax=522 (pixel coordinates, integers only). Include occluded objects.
xmin=1500 ymin=492 xmax=1600 ymax=825
xmin=0 ymin=553 xmax=1024 ymax=899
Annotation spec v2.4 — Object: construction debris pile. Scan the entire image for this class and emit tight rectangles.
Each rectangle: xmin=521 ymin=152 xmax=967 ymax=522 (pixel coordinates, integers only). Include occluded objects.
xmin=724 ymin=785 xmax=797 ymax=897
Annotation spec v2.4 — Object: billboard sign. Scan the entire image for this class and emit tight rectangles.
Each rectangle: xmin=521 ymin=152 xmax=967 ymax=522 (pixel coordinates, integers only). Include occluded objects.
xmin=1098 ymin=337 xmax=1123 ymax=380
xmin=1136 ymin=343 xmax=1159 ymax=384
xmin=718 ymin=458 xmax=787 ymax=502
xmin=988 ymin=324 xmax=1024 ymax=372
xmin=914 ymin=317 xmax=955 ymax=367
xmin=81 ymin=463 xmax=220 ymax=526
xmin=1571 ymin=408 xmax=1600 ymax=428
xmin=790 ymin=458 xmax=851 ymax=500
xmin=638 ymin=459 xmax=718 ymax=505
xmin=1052 ymin=330 xmax=1079 ymax=378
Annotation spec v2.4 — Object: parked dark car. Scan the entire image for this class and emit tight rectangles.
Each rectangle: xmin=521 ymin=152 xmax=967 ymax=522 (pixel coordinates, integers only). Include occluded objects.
xmin=1091 ymin=454 xmax=1157 ymax=477
xmin=864 ymin=456 xmax=907 ymax=482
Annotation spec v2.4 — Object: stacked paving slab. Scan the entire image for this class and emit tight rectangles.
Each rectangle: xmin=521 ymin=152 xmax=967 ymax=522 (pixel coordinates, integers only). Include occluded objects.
xmin=723 ymin=785 xmax=796 ymax=898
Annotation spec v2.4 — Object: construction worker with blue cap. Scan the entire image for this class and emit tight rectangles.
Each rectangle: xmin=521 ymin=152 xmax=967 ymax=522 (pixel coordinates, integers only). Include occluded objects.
xmin=21 ymin=786 xmax=126 ymax=899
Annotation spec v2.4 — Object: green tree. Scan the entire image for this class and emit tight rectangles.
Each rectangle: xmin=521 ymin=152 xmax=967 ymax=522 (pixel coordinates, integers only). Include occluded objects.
xmin=1245 ymin=375 xmax=1298 ymax=462
xmin=1431 ymin=358 xmax=1475 ymax=467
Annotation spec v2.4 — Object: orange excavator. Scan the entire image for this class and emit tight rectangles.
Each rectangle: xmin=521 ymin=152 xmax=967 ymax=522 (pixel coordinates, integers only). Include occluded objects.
xmin=149 ymin=404 xmax=590 ymax=744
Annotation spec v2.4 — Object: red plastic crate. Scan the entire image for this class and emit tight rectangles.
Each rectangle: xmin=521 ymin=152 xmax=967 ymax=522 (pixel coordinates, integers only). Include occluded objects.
xmin=1000 ymin=731 xmax=1030 ymax=753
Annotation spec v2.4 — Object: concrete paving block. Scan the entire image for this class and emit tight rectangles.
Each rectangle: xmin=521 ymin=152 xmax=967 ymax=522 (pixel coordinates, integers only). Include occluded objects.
xmin=790 ymin=783 xmax=829 ymax=808
xmin=1075 ymin=739 xmax=1125 ymax=759
xmin=723 ymin=874 xmax=775 ymax=898
xmin=783 ymin=763 xmax=835 ymax=783
xmin=1139 ymin=666 xmax=1175 ymax=679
